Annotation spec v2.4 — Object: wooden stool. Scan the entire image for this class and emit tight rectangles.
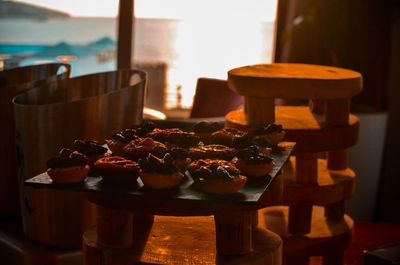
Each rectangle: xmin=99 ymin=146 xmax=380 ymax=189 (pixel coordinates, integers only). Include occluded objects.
xmin=226 ymin=63 xmax=362 ymax=264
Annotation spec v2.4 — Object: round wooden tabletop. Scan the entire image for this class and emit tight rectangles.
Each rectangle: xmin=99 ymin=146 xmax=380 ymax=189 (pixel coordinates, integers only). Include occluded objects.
xmin=228 ymin=63 xmax=362 ymax=99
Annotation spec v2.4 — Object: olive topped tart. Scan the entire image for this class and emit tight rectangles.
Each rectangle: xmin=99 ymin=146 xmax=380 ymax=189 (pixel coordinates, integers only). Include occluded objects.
xmin=138 ymin=153 xmax=184 ymax=189
xmin=188 ymin=159 xmax=247 ymax=194
xmin=46 ymin=148 xmax=90 ymax=183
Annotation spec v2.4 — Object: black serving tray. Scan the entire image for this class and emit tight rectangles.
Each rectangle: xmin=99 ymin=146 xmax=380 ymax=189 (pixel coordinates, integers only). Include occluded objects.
xmin=25 ymin=143 xmax=295 ymax=215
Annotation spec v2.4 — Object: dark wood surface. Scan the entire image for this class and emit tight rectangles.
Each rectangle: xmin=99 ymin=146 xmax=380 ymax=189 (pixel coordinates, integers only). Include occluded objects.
xmin=1 ymin=217 xmax=399 ymax=265
xmin=25 ymin=143 xmax=295 ymax=215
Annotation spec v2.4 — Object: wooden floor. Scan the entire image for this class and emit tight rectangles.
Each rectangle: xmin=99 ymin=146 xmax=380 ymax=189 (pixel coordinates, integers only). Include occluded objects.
xmin=0 ymin=218 xmax=399 ymax=265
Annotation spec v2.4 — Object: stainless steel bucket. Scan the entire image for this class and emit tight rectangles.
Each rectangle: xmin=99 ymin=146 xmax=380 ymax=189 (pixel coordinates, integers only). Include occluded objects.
xmin=13 ymin=69 xmax=147 ymax=248
xmin=0 ymin=63 xmax=71 ymax=216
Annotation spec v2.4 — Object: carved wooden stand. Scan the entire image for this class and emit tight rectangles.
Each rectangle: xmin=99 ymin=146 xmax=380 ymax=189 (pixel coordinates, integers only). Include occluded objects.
xmin=25 ymin=142 xmax=294 ymax=265
xmin=226 ymin=63 xmax=362 ymax=265
xmin=83 ymin=214 xmax=283 ymax=265
xmin=81 ymin=176 xmax=286 ymax=265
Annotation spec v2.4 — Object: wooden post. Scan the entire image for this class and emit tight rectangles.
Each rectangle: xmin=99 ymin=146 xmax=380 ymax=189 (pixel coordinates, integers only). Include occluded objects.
xmin=324 ymin=201 xmax=346 ymax=221
xmin=325 ymin=98 xmax=350 ymax=126
xmin=289 ymin=152 xmax=318 ymax=235
xmin=214 ymin=212 xmax=253 ymax=255
xmin=325 ymin=98 xmax=350 ymax=171
xmin=325 ymin=98 xmax=350 ymax=220
xmin=309 ymin=99 xmax=325 ymax=114
xmin=244 ymin=97 xmax=275 ymax=125
xmin=327 ymin=149 xmax=348 ymax=170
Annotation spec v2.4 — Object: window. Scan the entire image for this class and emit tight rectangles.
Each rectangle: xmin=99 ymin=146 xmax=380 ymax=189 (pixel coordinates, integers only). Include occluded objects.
xmin=0 ymin=0 xmax=277 ymax=114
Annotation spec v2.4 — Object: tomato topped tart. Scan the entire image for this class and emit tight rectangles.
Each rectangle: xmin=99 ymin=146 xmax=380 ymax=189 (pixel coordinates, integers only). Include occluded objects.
xmin=123 ymin=137 xmax=166 ymax=160
xmin=94 ymin=156 xmax=141 ymax=183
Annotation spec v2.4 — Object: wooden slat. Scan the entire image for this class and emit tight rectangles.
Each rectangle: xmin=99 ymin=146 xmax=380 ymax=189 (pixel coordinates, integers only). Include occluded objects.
xmin=117 ymin=0 xmax=134 ymax=69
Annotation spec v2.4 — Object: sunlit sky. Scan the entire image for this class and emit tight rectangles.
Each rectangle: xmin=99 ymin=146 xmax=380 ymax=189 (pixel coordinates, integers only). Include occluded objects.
xmin=15 ymin=0 xmax=277 ymax=22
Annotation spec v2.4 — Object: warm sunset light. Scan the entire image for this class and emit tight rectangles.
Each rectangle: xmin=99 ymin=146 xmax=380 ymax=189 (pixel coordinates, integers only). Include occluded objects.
xmin=15 ymin=0 xmax=277 ymax=22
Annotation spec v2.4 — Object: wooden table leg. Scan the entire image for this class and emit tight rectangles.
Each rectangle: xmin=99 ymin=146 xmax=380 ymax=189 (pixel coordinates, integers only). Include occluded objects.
xmin=133 ymin=213 xmax=154 ymax=225
xmin=251 ymin=211 xmax=259 ymax=226
xmin=132 ymin=212 xmax=154 ymax=245
xmin=96 ymin=204 xmax=133 ymax=248
xmin=214 ymin=211 xmax=254 ymax=255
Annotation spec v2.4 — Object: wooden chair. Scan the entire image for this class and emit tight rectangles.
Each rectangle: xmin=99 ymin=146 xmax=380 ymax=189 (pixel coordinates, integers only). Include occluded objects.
xmin=190 ymin=77 xmax=243 ymax=118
